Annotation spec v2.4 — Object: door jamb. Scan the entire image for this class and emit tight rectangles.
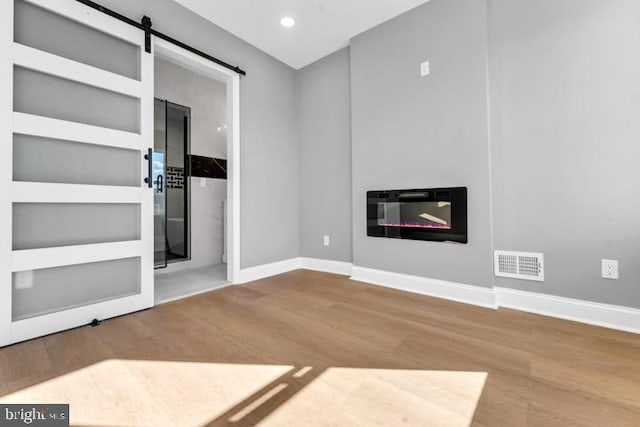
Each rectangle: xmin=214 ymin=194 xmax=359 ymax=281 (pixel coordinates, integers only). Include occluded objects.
xmin=153 ymin=38 xmax=241 ymax=285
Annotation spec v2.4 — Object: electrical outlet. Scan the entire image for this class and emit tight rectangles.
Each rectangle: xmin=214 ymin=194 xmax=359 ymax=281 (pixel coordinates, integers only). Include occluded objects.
xmin=200 ymin=178 xmax=207 ymax=188
xmin=601 ymin=259 xmax=619 ymax=280
xmin=323 ymin=235 xmax=330 ymax=246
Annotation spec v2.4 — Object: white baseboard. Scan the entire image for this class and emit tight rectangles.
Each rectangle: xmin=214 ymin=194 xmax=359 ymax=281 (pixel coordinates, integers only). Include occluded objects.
xmin=350 ymin=266 xmax=497 ymax=309
xmin=237 ymin=258 xmax=300 ymax=284
xmin=494 ymin=287 xmax=640 ymax=335
xmin=236 ymin=258 xmax=640 ymax=334
xmin=299 ymin=257 xmax=353 ymax=275
xmin=237 ymin=257 xmax=354 ymax=284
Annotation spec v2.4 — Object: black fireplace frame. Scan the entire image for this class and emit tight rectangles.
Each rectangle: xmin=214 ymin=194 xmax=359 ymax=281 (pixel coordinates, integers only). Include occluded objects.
xmin=367 ymin=187 xmax=468 ymax=244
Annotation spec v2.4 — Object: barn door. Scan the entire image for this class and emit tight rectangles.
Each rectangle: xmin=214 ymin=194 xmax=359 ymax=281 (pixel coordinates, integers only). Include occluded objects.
xmin=0 ymin=0 xmax=154 ymax=346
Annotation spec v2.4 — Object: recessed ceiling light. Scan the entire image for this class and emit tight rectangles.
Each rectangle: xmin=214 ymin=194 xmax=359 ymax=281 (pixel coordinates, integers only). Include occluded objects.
xmin=280 ymin=16 xmax=295 ymax=28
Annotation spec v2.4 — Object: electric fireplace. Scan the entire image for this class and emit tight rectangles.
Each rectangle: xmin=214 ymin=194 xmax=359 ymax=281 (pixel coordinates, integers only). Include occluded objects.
xmin=367 ymin=187 xmax=467 ymax=243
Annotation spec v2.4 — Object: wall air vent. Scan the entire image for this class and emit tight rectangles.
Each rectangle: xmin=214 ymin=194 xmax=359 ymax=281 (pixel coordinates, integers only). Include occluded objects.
xmin=494 ymin=250 xmax=544 ymax=282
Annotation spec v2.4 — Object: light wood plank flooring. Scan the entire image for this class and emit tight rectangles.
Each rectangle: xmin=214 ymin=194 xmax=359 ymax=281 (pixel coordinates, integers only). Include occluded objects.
xmin=1 ymin=270 xmax=640 ymax=426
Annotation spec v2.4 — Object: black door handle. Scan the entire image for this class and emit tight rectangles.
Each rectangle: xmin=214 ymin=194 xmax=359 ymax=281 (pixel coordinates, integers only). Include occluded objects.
xmin=143 ymin=148 xmax=152 ymax=188
xmin=157 ymin=174 xmax=164 ymax=193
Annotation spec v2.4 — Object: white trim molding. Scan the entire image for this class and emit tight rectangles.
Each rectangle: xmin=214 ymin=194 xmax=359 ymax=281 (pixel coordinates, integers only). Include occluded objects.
xmin=299 ymin=258 xmax=353 ymax=276
xmin=11 ymin=241 xmax=142 ymax=272
xmin=153 ymin=36 xmax=241 ymax=285
xmin=237 ymin=258 xmax=301 ymax=284
xmin=11 ymin=293 xmax=150 ymax=344
xmin=237 ymin=257 xmax=353 ymax=284
xmin=14 ymin=43 xmax=142 ymax=97
xmin=0 ymin=0 xmax=12 ymax=347
xmin=350 ymin=266 xmax=498 ymax=309
xmin=232 ymin=258 xmax=640 ymax=335
xmin=13 ymin=113 xmax=141 ymax=151
xmin=494 ymin=287 xmax=640 ymax=335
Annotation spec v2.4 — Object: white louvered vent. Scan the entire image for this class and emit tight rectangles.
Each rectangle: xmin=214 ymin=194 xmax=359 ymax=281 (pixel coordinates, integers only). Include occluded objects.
xmin=494 ymin=250 xmax=544 ymax=282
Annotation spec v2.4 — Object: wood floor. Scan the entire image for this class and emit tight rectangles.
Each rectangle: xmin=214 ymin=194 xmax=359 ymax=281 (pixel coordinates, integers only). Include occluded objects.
xmin=1 ymin=270 xmax=640 ymax=426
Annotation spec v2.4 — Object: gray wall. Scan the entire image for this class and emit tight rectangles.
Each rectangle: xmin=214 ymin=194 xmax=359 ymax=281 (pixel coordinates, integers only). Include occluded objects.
xmin=76 ymin=0 xmax=640 ymax=309
xmin=350 ymin=0 xmax=494 ymax=286
xmin=489 ymin=0 xmax=640 ymax=306
xmin=345 ymin=0 xmax=640 ymax=306
xmin=297 ymin=48 xmax=352 ymax=262
xmin=101 ymin=0 xmax=300 ymax=269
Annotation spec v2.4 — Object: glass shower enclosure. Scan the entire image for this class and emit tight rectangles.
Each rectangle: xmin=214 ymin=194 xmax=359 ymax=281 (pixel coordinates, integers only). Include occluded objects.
xmin=153 ymin=99 xmax=191 ymax=268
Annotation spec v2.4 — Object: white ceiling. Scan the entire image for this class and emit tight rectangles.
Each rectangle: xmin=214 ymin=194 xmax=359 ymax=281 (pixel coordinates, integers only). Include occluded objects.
xmin=172 ymin=0 xmax=431 ymax=70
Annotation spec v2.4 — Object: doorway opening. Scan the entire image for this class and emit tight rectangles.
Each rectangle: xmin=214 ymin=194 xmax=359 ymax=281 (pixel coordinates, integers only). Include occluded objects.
xmin=152 ymin=40 xmax=240 ymax=304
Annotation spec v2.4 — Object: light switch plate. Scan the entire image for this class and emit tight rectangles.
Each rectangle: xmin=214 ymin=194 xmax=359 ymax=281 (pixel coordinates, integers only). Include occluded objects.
xmin=420 ymin=60 xmax=430 ymax=77
xmin=602 ymin=259 xmax=619 ymax=280
xmin=323 ymin=235 xmax=330 ymax=246
xmin=200 ymin=178 xmax=207 ymax=188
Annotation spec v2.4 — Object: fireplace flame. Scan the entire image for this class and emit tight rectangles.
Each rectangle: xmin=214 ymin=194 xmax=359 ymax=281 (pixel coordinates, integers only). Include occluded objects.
xmin=419 ymin=212 xmax=448 ymax=226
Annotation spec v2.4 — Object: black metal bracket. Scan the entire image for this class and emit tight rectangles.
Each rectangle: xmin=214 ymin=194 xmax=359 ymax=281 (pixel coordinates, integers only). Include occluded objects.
xmin=74 ymin=0 xmax=246 ymax=75
xmin=141 ymin=15 xmax=152 ymax=53
xmin=144 ymin=148 xmax=153 ymax=188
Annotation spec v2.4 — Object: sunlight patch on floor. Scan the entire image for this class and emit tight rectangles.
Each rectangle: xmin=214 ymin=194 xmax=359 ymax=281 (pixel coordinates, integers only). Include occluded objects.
xmin=0 ymin=362 xmax=486 ymax=426
xmin=0 ymin=360 xmax=293 ymax=427
xmin=259 ymin=368 xmax=487 ymax=427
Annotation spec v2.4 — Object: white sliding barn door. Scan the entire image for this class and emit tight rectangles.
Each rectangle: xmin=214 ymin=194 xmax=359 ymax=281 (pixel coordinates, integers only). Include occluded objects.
xmin=0 ymin=0 xmax=154 ymax=346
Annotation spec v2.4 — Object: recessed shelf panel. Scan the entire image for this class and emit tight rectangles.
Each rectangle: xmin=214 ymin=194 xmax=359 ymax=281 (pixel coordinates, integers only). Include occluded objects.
xmin=14 ymin=0 xmax=140 ymax=80
xmin=12 ymin=257 xmax=141 ymax=321
xmin=14 ymin=134 xmax=140 ymax=187
xmin=13 ymin=203 xmax=140 ymax=250
xmin=14 ymin=66 xmax=140 ymax=133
